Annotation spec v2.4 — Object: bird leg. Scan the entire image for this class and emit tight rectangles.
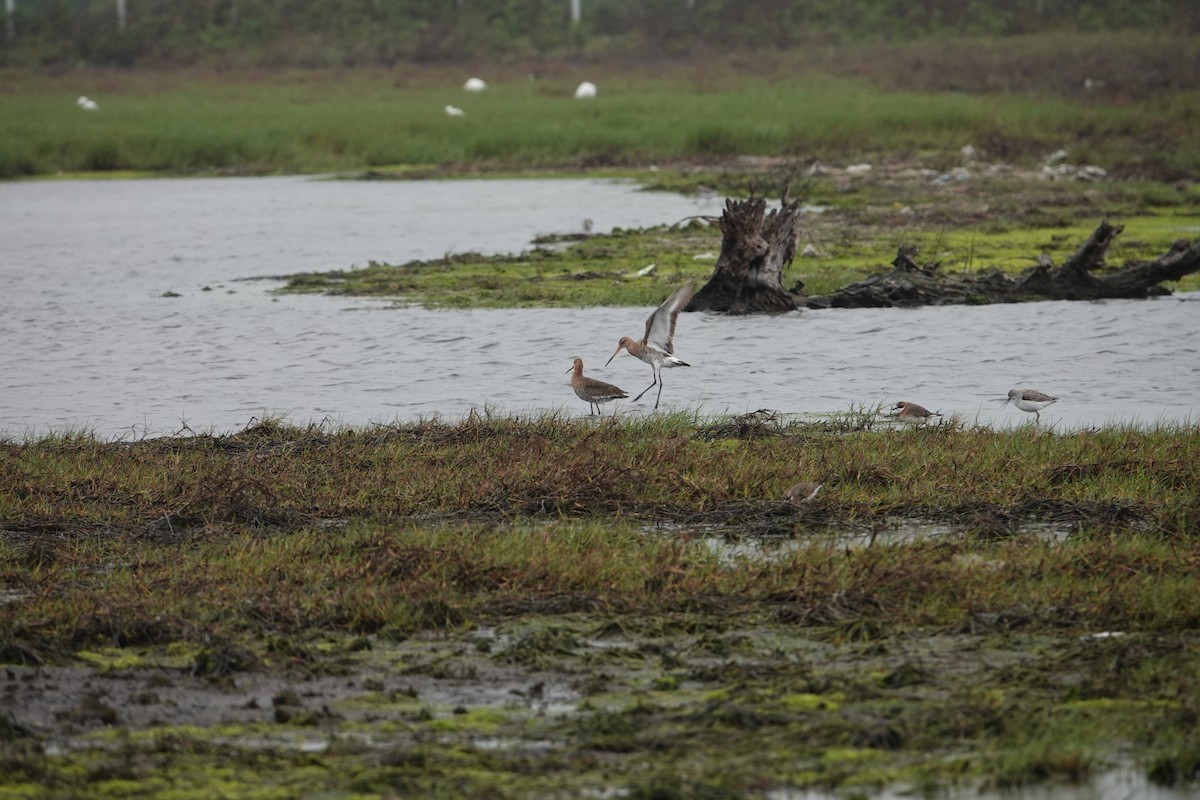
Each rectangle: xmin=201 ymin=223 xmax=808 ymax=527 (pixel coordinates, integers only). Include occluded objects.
xmin=631 ymin=376 xmax=657 ymax=403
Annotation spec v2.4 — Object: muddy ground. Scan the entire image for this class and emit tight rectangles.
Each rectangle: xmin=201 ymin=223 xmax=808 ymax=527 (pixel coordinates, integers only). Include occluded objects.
xmin=5 ymin=600 xmax=1198 ymax=798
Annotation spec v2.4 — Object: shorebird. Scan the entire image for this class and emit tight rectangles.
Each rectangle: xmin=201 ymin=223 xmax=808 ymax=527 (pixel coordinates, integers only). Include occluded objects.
xmin=891 ymin=401 xmax=942 ymax=426
xmin=605 ymin=281 xmax=695 ymax=409
xmin=1003 ymin=388 xmax=1058 ymax=423
xmin=784 ymin=481 xmax=823 ymax=507
xmin=568 ymin=358 xmax=628 ymax=416
xmin=76 ymin=96 xmax=99 ymax=111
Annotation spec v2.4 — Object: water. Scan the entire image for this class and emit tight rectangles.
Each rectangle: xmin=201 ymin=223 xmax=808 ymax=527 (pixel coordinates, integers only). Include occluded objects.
xmin=2 ymin=176 xmax=1198 ymax=439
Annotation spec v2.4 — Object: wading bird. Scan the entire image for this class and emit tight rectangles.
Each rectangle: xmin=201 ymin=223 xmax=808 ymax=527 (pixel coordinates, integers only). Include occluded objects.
xmin=784 ymin=481 xmax=823 ymax=507
xmin=568 ymin=358 xmax=628 ymax=416
xmin=605 ymin=281 xmax=695 ymax=410
xmin=891 ymin=401 xmax=942 ymax=426
xmin=1003 ymin=388 xmax=1058 ymax=423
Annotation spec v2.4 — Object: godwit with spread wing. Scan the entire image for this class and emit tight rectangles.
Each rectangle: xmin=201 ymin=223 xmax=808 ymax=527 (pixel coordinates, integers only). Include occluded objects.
xmin=605 ymin=281 xmax=695 ymax=409
xmin=891 ymin=401 xmax=942 ymax=426
xmin=568 ymin=358 xmax=628 ymax=416
xmin=1003 ymin=388 xmax=1058 ymax=423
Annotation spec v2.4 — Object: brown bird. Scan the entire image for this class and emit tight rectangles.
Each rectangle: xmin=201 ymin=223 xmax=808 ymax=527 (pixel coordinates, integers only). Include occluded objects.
xmin=568 ymin=358 xmax=628 ymax=416
xmin=892 ymin=401 xmax=942 ymax=426
xmin=605 ymin=280 xmax=695 ymax=409
xmin=784 ymin=481 xmax=823 ymax=507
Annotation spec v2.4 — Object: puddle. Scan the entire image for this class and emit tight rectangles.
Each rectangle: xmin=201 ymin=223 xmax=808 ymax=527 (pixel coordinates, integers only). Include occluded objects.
xmin=699 ymin=519 xmax=1076 ymax=565
xmin=768 ymin=765 xmax=1196 ymax=799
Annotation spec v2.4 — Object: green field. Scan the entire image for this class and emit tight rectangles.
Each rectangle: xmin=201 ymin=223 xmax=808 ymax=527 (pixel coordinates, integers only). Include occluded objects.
xmin=2 ymin=32 xmax=1198 ymax=179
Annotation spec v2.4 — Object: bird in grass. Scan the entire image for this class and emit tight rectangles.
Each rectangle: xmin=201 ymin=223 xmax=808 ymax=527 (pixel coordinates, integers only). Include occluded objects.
xmin=1003 ymin=388 xmax=1058 ymax=423
xmin=784 ymin=481 xmax=823 ymax=508
xmin=605 ymin=281 xmax=695 ymax=410
xmin=574 ymin=81 xmax=597 ymax=99
xmin=444 ymin=105 xmax=465 ymax=117
xmin=568 ymin=358 xmax=628 ymax=416
xmin=891 ymin=401 xmax=942 ymax=426
xmin=463 ymin=77 xmax=487 ymax=92
xmin=76 ymin=96 xmax=99 ymax=111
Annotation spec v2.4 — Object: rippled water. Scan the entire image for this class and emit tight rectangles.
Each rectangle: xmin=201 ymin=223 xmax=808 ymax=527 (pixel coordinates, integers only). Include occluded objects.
xmin=1 ymin=176 xmax=1197 ymax=438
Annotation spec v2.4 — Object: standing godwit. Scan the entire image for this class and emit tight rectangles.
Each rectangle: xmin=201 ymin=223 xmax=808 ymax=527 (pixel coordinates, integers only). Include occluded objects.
xmin=568 ymin=358 xmax=628 ymax=416
xmin=891 ymin=401 xmax=942 ymax=426
xmin=1003 ymin=388 xmax=1058 ymax=423
xmin=604 ymin=281 xmax=695 ymax=409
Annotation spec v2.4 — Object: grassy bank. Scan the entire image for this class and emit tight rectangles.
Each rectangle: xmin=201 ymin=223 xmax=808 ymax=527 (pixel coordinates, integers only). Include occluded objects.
xmin=2 ymin=32 xmax=1198 ymax=180
xmin=2 ymin=414 xmax=1199 ymax=797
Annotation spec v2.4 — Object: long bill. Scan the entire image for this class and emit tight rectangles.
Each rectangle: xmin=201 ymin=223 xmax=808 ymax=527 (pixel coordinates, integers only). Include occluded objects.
xmin=604 ymin=344 xmax=625 ymax=367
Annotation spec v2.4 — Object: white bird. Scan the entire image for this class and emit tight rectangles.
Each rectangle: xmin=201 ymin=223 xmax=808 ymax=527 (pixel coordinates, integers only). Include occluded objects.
xmin=605 ymin=281 xmax=695 ymax=409
xmin=463 ymin=77 xmax=487 ymax=92
xmin=574 ymin=81 xmax=597 ymax=99
xmin=1003 ymin=388 xmax=1058 ymax=423
xmin=444 ymin=105 xmax=465 ymax=117
xmin=76 ymin=96 xmax=99 ymax=111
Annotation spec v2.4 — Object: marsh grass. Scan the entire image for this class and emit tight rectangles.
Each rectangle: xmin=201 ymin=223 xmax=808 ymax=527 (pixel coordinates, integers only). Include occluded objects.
xmin=3 ymin=413 xmax=1199 ymax=798
xmin=2 ymin=413 xmax=1199 ymax=662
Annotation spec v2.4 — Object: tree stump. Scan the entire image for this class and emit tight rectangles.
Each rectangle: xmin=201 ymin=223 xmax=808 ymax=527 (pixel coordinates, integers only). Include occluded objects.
xmin=686 ymin=196 xmax=801 ymax=314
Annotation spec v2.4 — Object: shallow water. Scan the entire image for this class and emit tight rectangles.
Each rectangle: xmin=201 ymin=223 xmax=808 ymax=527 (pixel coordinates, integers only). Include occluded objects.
xmin=1 ymin=176 xmax=1197 ymax=438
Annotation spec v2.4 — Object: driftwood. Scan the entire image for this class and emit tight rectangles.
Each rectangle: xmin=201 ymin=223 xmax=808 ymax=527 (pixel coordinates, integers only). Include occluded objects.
xmin=806 ymin=220 xmax=1200 ymax=309
xmin=687 ymin=195 xmax=800 ymax=314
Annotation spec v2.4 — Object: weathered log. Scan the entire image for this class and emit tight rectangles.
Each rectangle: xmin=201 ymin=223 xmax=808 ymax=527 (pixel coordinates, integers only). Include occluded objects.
xmin=807 ymin=220 xmax=1200 ymax=309
xmin=687 ymin=196 xmax=800 ymax=314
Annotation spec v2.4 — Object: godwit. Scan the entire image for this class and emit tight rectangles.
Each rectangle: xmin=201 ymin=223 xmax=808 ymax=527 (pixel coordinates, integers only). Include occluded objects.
xmin=568 ymin=358 xmax=628 ymax=416
xmin=891 ymin=401 xmax=942 ymax=426
xmin=605 ymin=281 xmax=695 ymax=409
xmin=784 ymin=481 xmax=823 ymax=507
xmin=1003 ymin=388 xmax=1058 ymax=423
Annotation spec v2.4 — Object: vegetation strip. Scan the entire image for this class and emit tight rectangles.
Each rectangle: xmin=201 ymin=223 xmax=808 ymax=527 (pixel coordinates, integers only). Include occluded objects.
xmin=2 ymin=415 xmax=1199 ymax=796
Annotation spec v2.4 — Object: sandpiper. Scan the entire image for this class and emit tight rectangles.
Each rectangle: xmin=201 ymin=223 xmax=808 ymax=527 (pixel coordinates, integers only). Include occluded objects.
xmin=1003 ymin=388 xmax=1058 ymax=423
xmin=605 ymin=280 xmax=695 ymax=409
xmin=784 ymin=481 xmax=823 ymax=507
xmin=891 ymin=401 xmax=942 ymax=426
xmin=567 ymin=358 xmax=628 ymax=416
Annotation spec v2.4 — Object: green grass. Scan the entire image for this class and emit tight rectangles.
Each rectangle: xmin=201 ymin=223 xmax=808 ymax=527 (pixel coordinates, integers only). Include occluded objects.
xmin=3 ymin=413 xmax=1199 ymax=652
xmin=2 ymin=33 xmax=1198 ymax=179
